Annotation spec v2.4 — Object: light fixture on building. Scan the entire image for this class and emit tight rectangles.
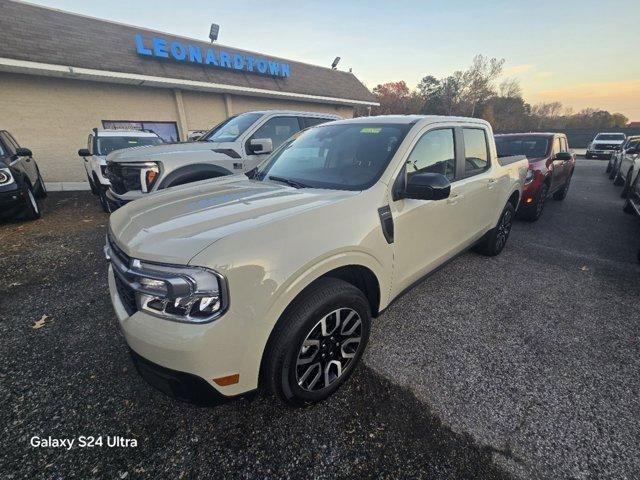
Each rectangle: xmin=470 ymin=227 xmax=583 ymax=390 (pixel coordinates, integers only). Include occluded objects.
xmin=331 ymin=57 xmax=340 ymax=70
xmin=209 ymin=23 xmax=220 ymax=43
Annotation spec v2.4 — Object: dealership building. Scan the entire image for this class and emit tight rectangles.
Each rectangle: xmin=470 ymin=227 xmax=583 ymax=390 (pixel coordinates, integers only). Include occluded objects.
xmin=0 ymin=1 xmax=377 ymax=188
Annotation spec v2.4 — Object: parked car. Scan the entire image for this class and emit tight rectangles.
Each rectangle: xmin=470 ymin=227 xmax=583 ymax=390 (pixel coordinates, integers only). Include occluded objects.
xmin=494 ymin=133 xmax=574 ymax=221
xmin=104 ymin=110 xmax=340 ymax=210
xmin=585 ymin=132 xmax=626 ymax=159
xmin=611 ymin=140 xmax=640 ymax=197
xmin=0 ymin=130 xmax=46 ymax=221
xmin=78 ymin=129 xmax=163 ymax=212
xmin=104 ymin=115 xmax=527 ymax=406
xmin=607 ymin=135 xmax=640 ymax=175
xmin=622 ymin=165 xmax=640 ymax=263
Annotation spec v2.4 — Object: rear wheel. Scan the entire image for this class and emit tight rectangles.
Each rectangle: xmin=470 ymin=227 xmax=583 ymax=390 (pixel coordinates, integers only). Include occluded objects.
xmin=98 ymin=187 xmax=112 ymax=213
xmin=263 ymin=278 xmax=371 ymax=406
xmin=613 ymin=170 xmax=624 ymax=186
xmin=553 ymin=174 xmax=572 ymax=201
xmin=474 ymin=202 xmax=515 ymax=256
xmin=21 ymin=182 xmax=42 ymax=220
xmin=621 ymin=170 xmax=633 ymax=198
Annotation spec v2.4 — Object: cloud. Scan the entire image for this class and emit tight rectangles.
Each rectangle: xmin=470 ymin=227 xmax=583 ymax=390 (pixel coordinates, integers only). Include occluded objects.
xmin=503 ymin=64 xmax=534 ymax=76
xmin=536 ymin=71 xmax=554 ymax=79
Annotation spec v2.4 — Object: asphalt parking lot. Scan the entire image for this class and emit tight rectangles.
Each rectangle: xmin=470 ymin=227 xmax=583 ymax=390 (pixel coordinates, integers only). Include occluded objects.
xmin=1 ymin=159 xmax=639 ymax=479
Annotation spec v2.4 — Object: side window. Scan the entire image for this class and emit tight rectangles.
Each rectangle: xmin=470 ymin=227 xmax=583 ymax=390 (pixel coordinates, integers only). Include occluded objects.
xmin=462 ymin=128 xmax=489 ymax=177
xmin=559 ymin=137 xmax=568 ymax=152
xmin=553 ymin=137 xmax=561 ymax=154
xmin=251 ymin=116 xmax=301 ymax=150
xmin=301 ymin=117 xmax=334 ymax=128
xmin=406 ymin=128 xmax=456 ymax=181
xmin=0 ymin=132 xmax=16 ymax=155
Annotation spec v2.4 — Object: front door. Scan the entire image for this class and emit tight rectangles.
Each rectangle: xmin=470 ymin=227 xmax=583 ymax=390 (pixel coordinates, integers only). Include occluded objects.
xmin=549 ymin=136 xmax=564 ymax=191
xmin=390 ymin=127 xmax=459 ymax=295
xmin=244 ymin=116 xmax=302 ymax=171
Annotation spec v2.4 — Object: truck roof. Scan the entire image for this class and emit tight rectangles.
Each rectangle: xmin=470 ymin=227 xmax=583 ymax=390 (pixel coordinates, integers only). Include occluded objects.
xmin=494 ymin=132 xmax=564 ymax=137
xmin=93 ymin=129 xmax=161 ymax=137
xmin=247 ymin=110 xmax=341 ymax=118
xmin=329 ymin=115 xmax=491 ymax=127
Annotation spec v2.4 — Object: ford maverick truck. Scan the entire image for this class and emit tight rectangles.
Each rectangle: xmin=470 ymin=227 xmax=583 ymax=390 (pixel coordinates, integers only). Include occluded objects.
xmin=105 ymin=115 xmax=527 ymax=406
xmin=104 ymin=110 xmax=340 ymax=210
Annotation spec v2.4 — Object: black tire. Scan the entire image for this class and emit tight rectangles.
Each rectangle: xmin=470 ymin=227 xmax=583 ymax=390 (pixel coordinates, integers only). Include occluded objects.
xmin=98 ymin=187 xmax=112 ymax=213
xmin=621 ymin=170 xmax=633 ymax=198
xmin=606 ymin=162 xmax=612 ymax=173
xmin=585 ymin=153 xmax=592 ymax=159
xmin=20 ymin=182 xmax=42 ymax=220
xmin=553 ymin=174 xmax=572 ymax=201
xmin=35 ymin=169 xmax=47 ymax=199
xmin=474 ymin=202 xmax=515 ymax=256
xmin=518 ymin=183 xmax=548 ymax=221
xmin=613 ymin=171 xmax=624 ymax=186
xmin=88 ymin=173 xmax=99 ymax=195
xmin=263 ymin=277 xmax=371 ymax=406
xmin=623 ymin=197 xmax=634 ymax=214
xmin=608 ymin=165 xmax=617 ymax=180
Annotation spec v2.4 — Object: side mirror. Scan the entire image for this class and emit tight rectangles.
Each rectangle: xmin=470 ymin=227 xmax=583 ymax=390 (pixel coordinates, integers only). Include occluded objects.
xmin=15 ymin=147 xmax=32 ymax=157
xmin=554 ymin=152 xmax=572 ymax=161
xmin=78 ymin=148 xmax=91 ymax=157
xmin=404 ymin=172 xmax=451 ymax=201
xmin=249 ymin=138 xmax=273 ymax=155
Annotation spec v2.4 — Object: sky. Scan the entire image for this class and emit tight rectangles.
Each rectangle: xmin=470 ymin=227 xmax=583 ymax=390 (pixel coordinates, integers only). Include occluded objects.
xmin=28 ymin=0 xmax=640 ymax=120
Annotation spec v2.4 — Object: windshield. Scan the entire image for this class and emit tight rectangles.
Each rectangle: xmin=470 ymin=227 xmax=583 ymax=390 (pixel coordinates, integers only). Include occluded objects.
xmin=495 ymin=135 xmax=550 ymax=158
xmin=199 ymin=112 xmax=263 ymax=143
xmin=255 ymin=123 xmax=410 ymax=191
xmin=97 ymin=136 xmax=163 ymax=155
xmin=595 ymin=134 xmax=625 ymax=141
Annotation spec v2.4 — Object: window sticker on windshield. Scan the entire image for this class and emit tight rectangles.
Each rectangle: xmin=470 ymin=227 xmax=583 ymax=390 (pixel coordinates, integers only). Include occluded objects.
xmin=361 ymin=128 xmax=382 ymax=134
xmin=128 ymin=140 xmax=138 ymax=144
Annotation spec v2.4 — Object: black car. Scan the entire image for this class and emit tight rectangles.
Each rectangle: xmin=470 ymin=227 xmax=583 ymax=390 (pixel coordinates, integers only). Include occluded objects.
xmin=0 ymin=130 xmax=47 ymax=221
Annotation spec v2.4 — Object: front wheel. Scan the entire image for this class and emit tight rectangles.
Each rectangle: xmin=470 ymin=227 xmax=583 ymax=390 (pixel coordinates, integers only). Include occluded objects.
xmin=474 ymin=202 xmax=515 ymax=256
xmin=621 ymin=171 xmax=633 ymax=198
xmin=21 ymin=182 xmax=42 ymax=220
xmin=263 ymin=278 xmax=371 ymax=406
xmin=613 ymin=170 xmax=624 ymax=186
xmin=586 ymin=152 xmax=592 ymax=159
xmin=606 ymin=161 xmax=612 ymax=173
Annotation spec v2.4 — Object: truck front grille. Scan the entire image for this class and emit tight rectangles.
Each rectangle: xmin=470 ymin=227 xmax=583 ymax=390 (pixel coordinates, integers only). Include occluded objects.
xmin=106 ymin=162 xmax=142 ymax=194
xmin=107 ymin=232 xmax=138 ymax=315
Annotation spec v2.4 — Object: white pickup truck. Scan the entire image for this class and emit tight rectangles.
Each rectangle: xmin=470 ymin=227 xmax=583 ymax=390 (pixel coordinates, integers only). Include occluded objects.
xmin=105 ymin=115 xmax=527 ymax=406
xmin=104 ymin=110 xmax=340 ymax=210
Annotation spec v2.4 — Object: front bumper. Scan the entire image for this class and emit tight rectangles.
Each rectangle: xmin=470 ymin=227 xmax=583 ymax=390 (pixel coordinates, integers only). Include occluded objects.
xmin=108 ymin=265 xmax=259 ymax=402
xmin=0 ymin=187 xmax=25 ymax=218
xmin=588 ymin=149 xmax=619 ymax=157
xmin=105 ymin=189 xmax=140 ymax=210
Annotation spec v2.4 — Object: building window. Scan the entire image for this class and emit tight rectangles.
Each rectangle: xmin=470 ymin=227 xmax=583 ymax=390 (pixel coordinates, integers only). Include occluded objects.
xmin=102 ymin=120 xmax=179 ymax=142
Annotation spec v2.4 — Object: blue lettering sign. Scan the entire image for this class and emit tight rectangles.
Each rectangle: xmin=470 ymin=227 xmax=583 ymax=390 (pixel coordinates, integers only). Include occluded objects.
xmin=188 ymin=45 xmax=202 ymax=64
xmin=134 ymin=34 xmax=291 ymax=78
xmin=152 ymin=38 xmax=169 ymax=58
xmin=135 ymin=34 xmax=152 ymax=56
xmin=171 ymin=41 xmax=186 ymax=61
xmin=205 ymin=48 xmax=219 ymax=66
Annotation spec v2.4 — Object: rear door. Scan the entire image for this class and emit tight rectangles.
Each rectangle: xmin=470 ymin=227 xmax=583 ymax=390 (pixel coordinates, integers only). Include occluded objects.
xmin=455 ymin=126 xmax=498 ymax=238
xmin=549 ymin=136 xmax=564 ymax=190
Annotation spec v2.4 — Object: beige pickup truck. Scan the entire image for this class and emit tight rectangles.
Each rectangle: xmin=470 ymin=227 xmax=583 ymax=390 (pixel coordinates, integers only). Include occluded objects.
xmin=105 ymin=115 xmax=527 ymax=406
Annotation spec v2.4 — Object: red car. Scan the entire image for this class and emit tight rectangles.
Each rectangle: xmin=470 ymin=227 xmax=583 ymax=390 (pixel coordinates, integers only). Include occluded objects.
xmin=495 ymin=133 xmax=575 ymax=221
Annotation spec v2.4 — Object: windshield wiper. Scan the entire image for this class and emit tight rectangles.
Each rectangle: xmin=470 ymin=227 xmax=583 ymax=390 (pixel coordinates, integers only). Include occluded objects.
xmin=267 ymin=175 xmax=308 ymax=189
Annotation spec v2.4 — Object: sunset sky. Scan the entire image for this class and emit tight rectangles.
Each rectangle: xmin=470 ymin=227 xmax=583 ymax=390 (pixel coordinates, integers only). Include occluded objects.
xmin=29 ymin=0 xmax=640 ymax=121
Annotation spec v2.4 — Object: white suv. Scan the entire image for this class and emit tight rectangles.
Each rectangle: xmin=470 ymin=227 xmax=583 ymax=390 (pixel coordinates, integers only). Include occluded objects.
xmin=104 ymin=111 xmax=341 ymax=210
xmin=78 ymin=129 xmax=163 ymax=212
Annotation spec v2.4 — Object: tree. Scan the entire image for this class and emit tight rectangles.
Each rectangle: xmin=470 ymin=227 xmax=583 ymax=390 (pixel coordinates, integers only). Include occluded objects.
xmin=372 ymin=81 xmax=411 ymax=115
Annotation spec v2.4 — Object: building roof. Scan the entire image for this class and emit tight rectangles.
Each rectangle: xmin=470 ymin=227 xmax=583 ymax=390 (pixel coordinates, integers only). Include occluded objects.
xmin=0 ymin=1 xmax=377 ymax=107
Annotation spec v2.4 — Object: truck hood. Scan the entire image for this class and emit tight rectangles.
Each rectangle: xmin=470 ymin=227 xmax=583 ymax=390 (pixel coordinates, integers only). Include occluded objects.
xmin=592 ymin=140 xmax=625 ymax=146
xmin=106 ymin=141 xmax=236 ymax=163
xmin=109 ymin=175 xmax=358 ymax=264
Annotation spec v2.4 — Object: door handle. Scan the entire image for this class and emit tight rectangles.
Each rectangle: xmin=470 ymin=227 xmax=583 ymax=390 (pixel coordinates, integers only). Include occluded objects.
xmin=447 ymin=194 xmax=463 ymax=205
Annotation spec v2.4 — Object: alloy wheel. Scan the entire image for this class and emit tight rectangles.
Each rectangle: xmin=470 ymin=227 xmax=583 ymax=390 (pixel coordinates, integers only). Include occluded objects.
xmin=295 ymin=308 xmax=363 ymax=392
xmin=495 ymin=208 xmax=513 ymax=251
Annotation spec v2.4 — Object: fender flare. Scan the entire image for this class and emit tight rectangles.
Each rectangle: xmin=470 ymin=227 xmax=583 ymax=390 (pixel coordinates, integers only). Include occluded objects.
xmin=158 ymin=163 xmax=233 ymax=189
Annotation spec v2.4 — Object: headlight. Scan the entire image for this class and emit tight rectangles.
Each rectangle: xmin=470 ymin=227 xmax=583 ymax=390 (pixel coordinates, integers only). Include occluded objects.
xmin=524 ymin=169 xmax=535 ymax=184
xmin=106 ymin=237 xmax=227 ymax=323
xmin=0 ymin=168 xmax=14 ymax=185
xmin=133 ymin=261 xmax=226 ymax=322
xmin=139 ymin=163 xmax=160 ymax=193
